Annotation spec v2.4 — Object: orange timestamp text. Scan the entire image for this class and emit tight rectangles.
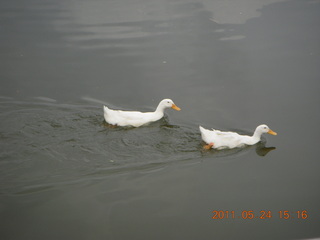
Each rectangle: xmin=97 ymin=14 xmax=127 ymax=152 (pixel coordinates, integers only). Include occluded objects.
xmin=211 ymin=210 xmax=308 ymax=220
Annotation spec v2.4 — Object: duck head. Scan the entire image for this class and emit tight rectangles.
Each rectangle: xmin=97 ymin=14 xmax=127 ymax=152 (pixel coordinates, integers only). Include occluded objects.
xmin=159 ymin=99 xmax=181 ymax=111
xmin=256 ymin=124 xmax=277 ymax=136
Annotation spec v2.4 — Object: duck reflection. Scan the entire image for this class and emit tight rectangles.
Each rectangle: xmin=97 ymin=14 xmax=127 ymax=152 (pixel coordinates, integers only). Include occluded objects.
xmin=255 ymin=142 xmax=276 ymax=157
xmin=201 ymin=140 xmax=276 ymax=157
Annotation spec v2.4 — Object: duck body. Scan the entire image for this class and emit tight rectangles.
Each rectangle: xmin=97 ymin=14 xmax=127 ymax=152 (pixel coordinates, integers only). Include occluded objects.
xmin=199 ymin=124 xmax=277 ymax=150
xmin=103 ymin=99 xmax=180 ymax=127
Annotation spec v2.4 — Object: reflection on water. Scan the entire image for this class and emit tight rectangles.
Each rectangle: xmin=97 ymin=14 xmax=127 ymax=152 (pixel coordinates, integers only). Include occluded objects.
xmin=255 ymin=143 xmax=276 ymax=157
xmin=200 ymin=140 xmax=276 ymax=158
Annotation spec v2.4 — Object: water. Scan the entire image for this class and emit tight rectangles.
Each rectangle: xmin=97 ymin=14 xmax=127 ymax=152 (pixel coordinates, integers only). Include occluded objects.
xmin=1 ymin=0 xmax=320 ymax=239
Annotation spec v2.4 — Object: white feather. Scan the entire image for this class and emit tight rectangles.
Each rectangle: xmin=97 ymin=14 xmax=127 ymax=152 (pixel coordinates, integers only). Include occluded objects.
xmin=103 ymin=99 xmax=180 ymax=127
xmin=199 ymin=124 xmax=277 ymax=149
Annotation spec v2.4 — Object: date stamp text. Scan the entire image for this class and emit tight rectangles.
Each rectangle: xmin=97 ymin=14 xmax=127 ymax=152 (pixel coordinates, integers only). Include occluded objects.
xmin=211 ymin=210 xmax=308 ymax=220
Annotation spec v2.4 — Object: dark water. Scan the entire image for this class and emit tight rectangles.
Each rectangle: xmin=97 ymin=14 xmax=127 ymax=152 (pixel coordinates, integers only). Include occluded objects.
xmin=1 ymin=0 xmax=320 ymax=239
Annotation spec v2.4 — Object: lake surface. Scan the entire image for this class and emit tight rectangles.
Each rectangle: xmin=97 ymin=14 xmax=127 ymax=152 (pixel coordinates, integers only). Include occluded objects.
xmin=1 ymin=0 xmax=320 ymax=239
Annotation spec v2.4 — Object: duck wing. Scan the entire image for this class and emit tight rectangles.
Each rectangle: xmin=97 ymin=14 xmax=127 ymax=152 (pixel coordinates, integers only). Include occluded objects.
xmin=104 ymin=106 xmax=158 ymax=127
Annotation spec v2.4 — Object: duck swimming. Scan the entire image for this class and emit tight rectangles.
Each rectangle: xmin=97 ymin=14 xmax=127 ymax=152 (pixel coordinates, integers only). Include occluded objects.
xmin=103 ymin=99 xmax=181 ymax=127
xmin=199 ymin=124 xmax=277 ymax=150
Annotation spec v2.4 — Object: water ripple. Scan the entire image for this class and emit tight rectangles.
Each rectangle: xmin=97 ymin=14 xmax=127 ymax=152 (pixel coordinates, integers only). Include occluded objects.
xmin=0 ymin=98 xmax=272 ymax=195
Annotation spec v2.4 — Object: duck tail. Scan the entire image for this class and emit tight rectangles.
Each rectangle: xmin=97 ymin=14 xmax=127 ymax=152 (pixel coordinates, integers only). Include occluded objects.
xmin=103 ymin=105 xmax=110 ymax=114
xmin=199 ymin=126 xmax=206 ymax=131
xmin=199 ymin=126 xmax=207 ymax=135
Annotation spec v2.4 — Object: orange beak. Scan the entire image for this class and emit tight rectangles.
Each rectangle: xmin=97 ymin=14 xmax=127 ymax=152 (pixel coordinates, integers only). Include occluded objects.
xmin=171 ymin=104 xmax=181 ymax=111
xmin=268 ymin=129 xmax=277 ymax=135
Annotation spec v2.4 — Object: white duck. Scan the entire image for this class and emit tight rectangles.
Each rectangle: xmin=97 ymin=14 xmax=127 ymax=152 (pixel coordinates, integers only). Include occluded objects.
xmin=103 ymin=99 xmax=181 ymax=127
xmin=199 ymin=124 xmax=277 ymax=150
